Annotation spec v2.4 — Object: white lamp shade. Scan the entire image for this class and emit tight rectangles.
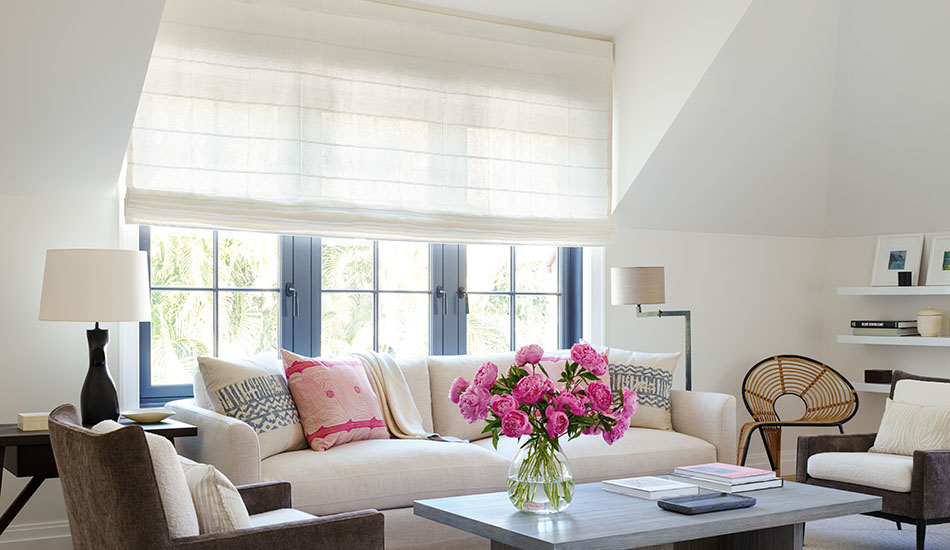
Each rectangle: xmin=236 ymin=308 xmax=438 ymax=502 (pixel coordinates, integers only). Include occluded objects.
xmin=39 ymin=249 xmax=151 ymax=322
xmin=611 ymin=266 xmax=666 ymax=305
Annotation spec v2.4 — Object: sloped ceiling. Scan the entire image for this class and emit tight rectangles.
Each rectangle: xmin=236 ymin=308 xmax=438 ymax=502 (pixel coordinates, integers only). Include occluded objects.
xmin=0 ymin=0 xmax=164 ymax=198
xmin=612 ymin=0 xmax=840 ymax=237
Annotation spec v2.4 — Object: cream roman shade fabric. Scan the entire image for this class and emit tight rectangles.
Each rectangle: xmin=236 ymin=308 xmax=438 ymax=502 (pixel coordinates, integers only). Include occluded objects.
xmin=126 ymin=0 xmax=615 ymax=245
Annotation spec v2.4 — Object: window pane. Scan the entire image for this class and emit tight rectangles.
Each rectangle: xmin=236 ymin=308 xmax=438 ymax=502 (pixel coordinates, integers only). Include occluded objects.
xmin=150 ymin=227 xmax=213 ymax=287
xmin=515 ymin=295 xmax=558 ymax=351
xmin=218 ymin=231 xmax=280 ymax=288
xmin=515 ymin=246 xmax=558 ymax=293
xmin=378 ymin=293 xmax=429 ymax=356
xmin=467 ymin=245 xmax=510 ymax=292
xmin=321 ymin=292 xmax=373 ymax=355
xmin=322 ymin=238 xmax=373 ymax=290
xmin=150 ymin=290 xmax=213 ymax=385
xmin=467 ymin=294 xmax=511 ymax=353
xmin=218 ymin=291 xmax=280 ymax=358
xmin=379 ymin=241 xmax=428 ymax=291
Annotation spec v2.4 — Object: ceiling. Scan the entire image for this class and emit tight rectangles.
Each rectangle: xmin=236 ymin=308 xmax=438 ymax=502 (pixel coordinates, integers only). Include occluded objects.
xmin=380 ymin=0 xmax=651 ymax=39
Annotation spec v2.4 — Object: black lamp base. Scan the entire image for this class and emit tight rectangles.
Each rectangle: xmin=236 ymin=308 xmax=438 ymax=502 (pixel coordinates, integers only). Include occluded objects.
xmin=80 ymin=323 xmax=119 ymax=426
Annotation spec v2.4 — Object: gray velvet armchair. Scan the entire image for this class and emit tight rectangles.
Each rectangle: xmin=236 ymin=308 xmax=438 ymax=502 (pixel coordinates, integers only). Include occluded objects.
xmin=797 ymin=371 xmax=950 ymax=550
xmin=48 ymin=404 xmax=384 ymax=550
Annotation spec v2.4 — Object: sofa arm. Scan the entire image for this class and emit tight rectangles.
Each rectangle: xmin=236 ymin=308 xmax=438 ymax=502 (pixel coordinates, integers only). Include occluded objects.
xmin=175 ymin=510 xmax=384 ymax=550
xmin=796 ymin=433 xmax=877 ymax=483
xmin=913 ymin=449 xmax=950 ymax=519
xmin=670 ymin=390 xmax=737 ymax=464
xmin=237 ymin=482 xmax=292 ymax=515
xmin=167 ymin=399 xmax=262 ymax=485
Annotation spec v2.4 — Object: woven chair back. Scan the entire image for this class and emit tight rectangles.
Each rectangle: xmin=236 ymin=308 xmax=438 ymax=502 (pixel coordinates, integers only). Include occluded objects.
xmin=742 ymin=355 xmax=858 ymax=425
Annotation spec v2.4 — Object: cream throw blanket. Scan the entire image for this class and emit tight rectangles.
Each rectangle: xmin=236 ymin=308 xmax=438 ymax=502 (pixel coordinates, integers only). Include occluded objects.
xmin=354 ymin=351 xmax=428 ymax=440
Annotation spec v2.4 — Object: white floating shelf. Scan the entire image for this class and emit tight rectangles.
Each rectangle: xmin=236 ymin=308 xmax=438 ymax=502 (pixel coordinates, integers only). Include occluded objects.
xmin=837 ymin=335 xmax=950 ymax=347
xmin=852 ymin=382 xmax=891 ymax=394
xmin=838 ymin=286 xmax=950 ymax=296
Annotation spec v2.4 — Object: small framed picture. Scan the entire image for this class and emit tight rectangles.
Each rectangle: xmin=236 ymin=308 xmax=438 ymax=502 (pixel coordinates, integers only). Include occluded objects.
xmin=870 ymin=233 xmax=924 ymax=286
xmin=925 ymin=233 xmax=950 ymax=285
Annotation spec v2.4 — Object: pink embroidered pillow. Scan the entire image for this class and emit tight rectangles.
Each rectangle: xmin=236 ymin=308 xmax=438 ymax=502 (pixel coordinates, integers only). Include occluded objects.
xmin=280 ymin=350 xmax=388 ymax=451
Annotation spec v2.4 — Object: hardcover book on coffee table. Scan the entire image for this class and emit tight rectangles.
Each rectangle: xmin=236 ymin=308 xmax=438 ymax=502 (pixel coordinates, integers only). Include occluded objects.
xmin=673 ymin=463 xmax=776 ymax=483
xmin=602 ymin=476 xmax=699 ymax=500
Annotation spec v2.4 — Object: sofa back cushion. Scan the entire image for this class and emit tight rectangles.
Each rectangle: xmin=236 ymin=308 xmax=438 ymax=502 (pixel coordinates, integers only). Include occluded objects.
xmin=397 ymin=355 xmax=433 ymax=433
xmin=428 ymin=351 xmax=515 ymax=441
xmin=607 ymin=349 xmax=681 ymax=431
xmin=196 ymin=353 xmax=307 ymax=459
xmin=893 ymin=379 xmax=950 ymax=407
xmin=281 ymin=350 xmax=390 ymax=451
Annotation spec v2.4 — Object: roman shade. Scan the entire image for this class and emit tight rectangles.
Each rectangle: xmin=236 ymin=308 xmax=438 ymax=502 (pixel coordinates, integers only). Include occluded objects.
xmin=125 ymin=0 xmax=615 ymax=245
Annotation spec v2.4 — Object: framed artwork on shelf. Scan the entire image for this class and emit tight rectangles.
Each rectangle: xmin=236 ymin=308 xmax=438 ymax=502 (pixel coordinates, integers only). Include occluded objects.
xmin=870 ymin=233 xmax=924 ymax=286
xmin=925 ymin=233 xmax=950 ymax=285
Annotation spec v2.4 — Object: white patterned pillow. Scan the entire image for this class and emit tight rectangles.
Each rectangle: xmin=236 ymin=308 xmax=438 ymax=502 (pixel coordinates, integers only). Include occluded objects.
xmin=870 ymin=398 xmax=950 ymax=456
xmin=179 ymin=457 xmax=251 ymax=534
xmin=606 ymin=349 xmax=681 ymax=431
xmin=196 ymin=353 xmax=307 ymax=459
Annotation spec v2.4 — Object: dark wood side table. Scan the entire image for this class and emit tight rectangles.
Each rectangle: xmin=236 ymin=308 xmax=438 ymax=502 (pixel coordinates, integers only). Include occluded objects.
xmin=0 ymin=418 xmax=197 ymax=535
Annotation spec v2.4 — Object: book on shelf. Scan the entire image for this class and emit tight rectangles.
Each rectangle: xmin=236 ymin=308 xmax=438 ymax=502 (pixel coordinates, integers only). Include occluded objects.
xmin=852 ymin=327 xmax=920 ymax=337
xmin=667 ymin=474 xmax=784 ymax=493
xmin=850 ymin=320 xmax=917 ymax=329
xmin=673 ymin=462 xmax=776 ymax=483
xmin=601 ymin=476 xmax=700 ymax=500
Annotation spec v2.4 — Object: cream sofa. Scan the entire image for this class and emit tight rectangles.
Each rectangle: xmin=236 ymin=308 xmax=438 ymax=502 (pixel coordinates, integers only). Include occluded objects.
xmin=168 ymin=350 xmax=737 ymax=550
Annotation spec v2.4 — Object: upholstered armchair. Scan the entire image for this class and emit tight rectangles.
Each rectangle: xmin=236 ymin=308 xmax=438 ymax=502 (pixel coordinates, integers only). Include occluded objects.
xmin=797 ymin=371 xmax=950 ymax=550
xmin=48 ymin=404 xmax=384 ymax=550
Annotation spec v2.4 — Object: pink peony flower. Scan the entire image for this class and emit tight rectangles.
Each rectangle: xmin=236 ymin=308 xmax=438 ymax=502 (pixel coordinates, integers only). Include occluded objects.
xmin=619 ymin=388 xmax=639 ymax=420
xmin=490 ymin=394 xmax=518 ymax=417
xmin=602 ymin=415 xmax=628 ymax=445
xmin=582 ymin=423 xmax=601 ymax=435
xmin=570 ymin=343 xmax=608 ymax=376
xmin=544 ymin=407 xmax=570 ymax=440
xmin=587 ymin=381 xmax=613 ymax=411
xmin=448 ymin=376 xmax=469 ymax=404
xmin=473 ymin=362 xmax=499 ymax=390
xmin=458 ymin=386 xmax=490 ymax=424
xmin=501 ymin=410 xmax=533 ymax=438
xmin=512 ymin=374 xmax=550 ymax=405
xmin=515 ymin=344 xmax=544 ymax=365
xmin=551 ymin=392 xmax=586 ymax=415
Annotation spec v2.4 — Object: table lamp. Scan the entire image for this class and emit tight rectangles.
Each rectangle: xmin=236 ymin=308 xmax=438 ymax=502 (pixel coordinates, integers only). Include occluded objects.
xmin=39 ymin=249 xmax=151 ymax=425
xmin=610 ymin=266 xmax=693 ymax=390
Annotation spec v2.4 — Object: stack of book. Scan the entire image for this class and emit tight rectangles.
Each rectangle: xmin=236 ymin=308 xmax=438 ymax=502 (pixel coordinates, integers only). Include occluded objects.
xmin=601 ymin=476 xmax=700 ymax=500
xmin=851 ymin=320 xmax=918 ymax=337
xmin=668 ymin=463 xmax=783 ymax=493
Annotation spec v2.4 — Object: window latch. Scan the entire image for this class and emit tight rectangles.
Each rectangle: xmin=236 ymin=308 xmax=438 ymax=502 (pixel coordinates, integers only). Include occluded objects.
xmin=284 ymin=282 xmax=299 ymax=317
xmin=436 ymin=285 xmax=447 ymax=315
xmin=457 ymin=286 xmax=470 ymax=314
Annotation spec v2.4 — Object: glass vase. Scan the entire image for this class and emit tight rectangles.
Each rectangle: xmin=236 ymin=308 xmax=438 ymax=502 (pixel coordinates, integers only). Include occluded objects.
xmin=506 ymin=440 xmax=575 ymax=514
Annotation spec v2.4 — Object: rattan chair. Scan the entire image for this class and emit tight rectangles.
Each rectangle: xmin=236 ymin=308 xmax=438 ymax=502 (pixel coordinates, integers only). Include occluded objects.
xmin=737 ymin=355 xmax=858 ymax=476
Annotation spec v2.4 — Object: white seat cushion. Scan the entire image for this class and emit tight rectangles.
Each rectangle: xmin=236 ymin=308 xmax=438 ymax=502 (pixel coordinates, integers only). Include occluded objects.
xmin=473 ymin=428 xmax=717 ymax=483
xmin=261 ymin=439 xmax=510 ymax=515
xmin=807 ymin=452 xmax=914 ymax=493
xmin=248 ymin=508 xmax=316 ymax=528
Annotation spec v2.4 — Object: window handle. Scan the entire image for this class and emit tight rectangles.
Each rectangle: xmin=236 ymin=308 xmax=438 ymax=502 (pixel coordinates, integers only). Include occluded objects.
xmin=436 ymin=285 xmax=447 ymax=315
xmin=457 ymin=286 xmax=470 ymax=314
xmin=284 ymin=282 xmax=299 ymax=317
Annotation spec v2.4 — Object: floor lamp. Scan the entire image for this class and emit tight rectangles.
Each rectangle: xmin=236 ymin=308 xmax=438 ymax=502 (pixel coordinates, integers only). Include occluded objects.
xmin=611 ymin=266 xmax=692 ymax=391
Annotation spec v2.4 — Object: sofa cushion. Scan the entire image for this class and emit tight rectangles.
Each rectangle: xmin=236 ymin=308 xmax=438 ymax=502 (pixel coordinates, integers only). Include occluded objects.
xmin=248 ymin=508 xmax=317 ymax=528
xmin=474 ymin=428 xmax=717 ymax=483
xmin=428 ymin=352 xmax=515 ymax=441
xmin=196 ymin=353 xmax=307 ymax=460
xmin=807 ymin=452 xmax=913 ymax=493
xmin=606 ymin=349 xmax=680 ymax=431
xmin=893 ymin=379 xmax=950 ymax=407
xmin=397 ymin=355 xmax=433 ymax=433
xmin=260 ymin=439 xmax=509 ymax=515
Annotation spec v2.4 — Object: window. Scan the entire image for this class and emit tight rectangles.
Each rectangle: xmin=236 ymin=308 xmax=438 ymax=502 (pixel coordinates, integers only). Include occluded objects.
xmin=140 ymin=228 xmax=582 ymax=404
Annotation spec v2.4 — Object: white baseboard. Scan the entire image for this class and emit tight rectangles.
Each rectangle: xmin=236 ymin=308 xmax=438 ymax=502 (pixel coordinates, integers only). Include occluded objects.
xmin=0 ymin=521 xmax=70 ymax=548
xmin=744 ymin=449 xmax=797 ymax=475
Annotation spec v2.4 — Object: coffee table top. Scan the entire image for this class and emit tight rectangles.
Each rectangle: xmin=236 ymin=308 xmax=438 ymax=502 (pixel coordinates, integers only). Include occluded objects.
xmin=414 ymin=482 xmax=881 ymax=550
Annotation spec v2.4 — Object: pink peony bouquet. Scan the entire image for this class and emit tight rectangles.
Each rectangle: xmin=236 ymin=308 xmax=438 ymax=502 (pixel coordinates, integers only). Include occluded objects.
xmin=449 ymin=343 xmax=638 ymax=451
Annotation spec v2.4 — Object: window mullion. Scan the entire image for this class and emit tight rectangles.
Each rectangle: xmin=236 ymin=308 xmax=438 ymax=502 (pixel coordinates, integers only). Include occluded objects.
xmin=509 ymin=246 xmax=516 ymax=351
xmin=212 ymin=231 xmax=219 ymax=356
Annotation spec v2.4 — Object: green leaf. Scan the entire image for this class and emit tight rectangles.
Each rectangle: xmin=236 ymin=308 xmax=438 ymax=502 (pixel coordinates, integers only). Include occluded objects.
xmin=492 ymin=429 xmax=500 ymax=450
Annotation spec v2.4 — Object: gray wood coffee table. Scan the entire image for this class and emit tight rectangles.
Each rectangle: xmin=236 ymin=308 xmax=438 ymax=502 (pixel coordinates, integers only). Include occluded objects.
xmin=414 ymin=481 xmax=881 ymax=550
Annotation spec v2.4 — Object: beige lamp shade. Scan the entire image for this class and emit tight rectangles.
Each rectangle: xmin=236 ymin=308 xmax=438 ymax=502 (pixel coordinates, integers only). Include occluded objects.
xmin=611 ymin=266 xmax=665 ymax=305
xmin=39 ymin=249 xmax=151 ymax=322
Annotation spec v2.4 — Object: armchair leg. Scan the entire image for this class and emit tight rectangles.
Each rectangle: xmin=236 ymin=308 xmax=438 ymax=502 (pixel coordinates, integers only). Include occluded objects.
xmin=917 ymin=521 xmax=926 ymax=550
xmin=896 ymin=522 xmax=901 ymax=530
